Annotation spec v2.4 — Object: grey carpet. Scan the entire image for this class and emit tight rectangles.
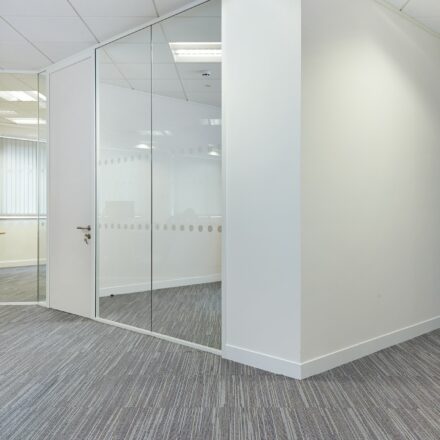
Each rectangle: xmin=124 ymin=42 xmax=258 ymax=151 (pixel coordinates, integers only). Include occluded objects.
xmin=0 ymin=266 xmax=37 ymax=302
xmin=0 ymin=306 xmax=439 ymax=439
xmin=0 ymin=265 xmax=46 ymax=303
xmin=99 ymin=282 xmax=221 ymax=349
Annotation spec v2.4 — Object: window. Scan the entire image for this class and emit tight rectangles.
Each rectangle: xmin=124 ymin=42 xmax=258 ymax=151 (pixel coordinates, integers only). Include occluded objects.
xmin=0 ymin=137 xmax=46 ymax=217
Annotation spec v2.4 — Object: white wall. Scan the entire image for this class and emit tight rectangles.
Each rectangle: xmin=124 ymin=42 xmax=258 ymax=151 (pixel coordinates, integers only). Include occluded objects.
xmin=301 ymin=0 xmax=440 ymax=373
xmin=222 ymin=0 xmax=302 ymax=377
xmin=98 ymin=83 xmax=222 ymax=295
xmin=0 ymin=220 xmax=38 ymax=267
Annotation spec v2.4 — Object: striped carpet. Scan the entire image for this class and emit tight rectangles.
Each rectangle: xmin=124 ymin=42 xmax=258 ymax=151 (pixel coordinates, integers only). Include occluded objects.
xmin=99 ymin=282 xmax=221 ymax=349
xmin=0 ymin=266 xmax=38 ymax=302
xmin=0 ymin=306 xmax=439 ymax=439
xmin=0 ymin=265 xmax=46 ymax=303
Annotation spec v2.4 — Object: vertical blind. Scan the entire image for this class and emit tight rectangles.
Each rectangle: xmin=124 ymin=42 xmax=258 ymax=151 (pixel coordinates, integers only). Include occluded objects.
xmin=0 ymin=137 xmax=47 ymax=216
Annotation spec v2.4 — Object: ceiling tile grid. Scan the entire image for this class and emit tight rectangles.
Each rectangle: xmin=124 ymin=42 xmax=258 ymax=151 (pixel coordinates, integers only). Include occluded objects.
xmin=382 ymin=0 xmax=440 ymax=35
xmin=0 ymin=0 xmax=165 ymax=69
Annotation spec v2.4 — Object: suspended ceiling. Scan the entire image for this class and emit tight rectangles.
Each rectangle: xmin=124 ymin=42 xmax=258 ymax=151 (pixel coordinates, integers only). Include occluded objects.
xmin=0 ymin=0 xmax=201 ymax=70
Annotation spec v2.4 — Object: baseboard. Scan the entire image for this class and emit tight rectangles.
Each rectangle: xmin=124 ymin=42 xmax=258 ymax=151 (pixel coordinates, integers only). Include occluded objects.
xmin=223 ymin=344 xmax=302 ymax=379
xmin=99 ymin=274 xmax=221 ymax=297
xmin=301 ymin=315 xmax=440 ymax=379
xmin=0 ymin=301 xmax=39 ymax=305
xmin=223 ymin=316 xmax=440 ymax=380
xmin=0 ymin=259 xmax=39 ymax=268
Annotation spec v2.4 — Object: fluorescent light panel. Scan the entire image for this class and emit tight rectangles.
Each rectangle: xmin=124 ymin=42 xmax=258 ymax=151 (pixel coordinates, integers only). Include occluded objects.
xmin=0 ymin=91 xmax=46 ymax=102
xmin=6 ymin=117 xmax=46 ymax=125
xmin=169 ymin=42 xmax=222 ymax=63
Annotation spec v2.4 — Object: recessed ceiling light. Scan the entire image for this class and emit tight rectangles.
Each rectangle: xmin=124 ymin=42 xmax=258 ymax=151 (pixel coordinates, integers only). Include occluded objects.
xmin=169 ymin=42 xmax=222 ymax=63
xmin=6 ymin=117 xmax=46 ymax=125
xmin=0 ymin=91 xmax=46 ymax=102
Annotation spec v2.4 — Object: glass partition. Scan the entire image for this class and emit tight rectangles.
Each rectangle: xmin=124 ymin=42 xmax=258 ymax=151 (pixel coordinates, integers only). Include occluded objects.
xmin=0 ymin=73 xmax=40 ymax=302
xmin=96 ymin=0 xmax=221 ymax=349
xmin=96 ymin=28 xmax=153 ymax=330
xmin=151 ymin=1 xmax=222 ymax=348
xmin=37 ymin=71 xmax=47 ymax=303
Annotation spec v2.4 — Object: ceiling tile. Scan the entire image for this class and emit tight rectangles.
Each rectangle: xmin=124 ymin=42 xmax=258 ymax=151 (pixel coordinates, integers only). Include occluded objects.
xmin=116 ymin=63 xmax=149 ymax=79
xmin=0 ymin=19 xmax=26 ymax=42
xmin=382 ymin=0 xmax=408 ymax=10
xmin=155 ymin=90 xmax=186 ymax=100
xmin=114 ymin=63 xmax=179 ymax=80
xmin=177 ymin=62 xmax=221 ymax=79
xmin=35 ymin=42 xmax=93 ymax=62
xmin=5 ymin=16 xmax=96 ymax=43
xmin=101 ymin=79 xmax=131 ymax=89
xmin=155 ymin=0 xmax=194 ymax=16
xmin=98 ymin=63 xmax=124 ymax=81
xmin=0 ymin=0 xmax=76 ymax=17
xmin=186 ymin=91 xmax=220 ymax=106
xmin=181 ymin=79 xmax=221 ymax=92
xmin=104 ymin=43 xmax=151 ymax=64
xmin=180 ymin=0 xmax=221 ymax=17
xmin=161 ymin=17 xmax=221 ymax=42
xmin=151 ymin=43 xmax=175 ymax=63
xmin=404 ymin=0 xmax=440 ymax=17
xmin=152 ymin=79 xmax=183 ymax=92
xmin=84 ymin=16 xmax=155 ymax=41
xmin=0 ymin=42 xmax=50 ymax=69
xmin=413 ymin=16 xmax=440 ymax=32
xmin=152 ymin=63 xmax=179 ymax=79
xmin=69 ymin=0 xmax=157 ymax=17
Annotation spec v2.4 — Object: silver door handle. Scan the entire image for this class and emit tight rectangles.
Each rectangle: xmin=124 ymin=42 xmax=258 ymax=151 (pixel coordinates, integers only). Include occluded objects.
xmin=76 ymin=225 xmax=91 ymax=231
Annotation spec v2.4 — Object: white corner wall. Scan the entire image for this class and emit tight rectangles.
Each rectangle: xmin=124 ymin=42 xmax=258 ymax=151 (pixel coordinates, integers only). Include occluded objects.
xmin=301 ymin=0 xmax=440 ymax=376
xmin=222 ymin=0 xmax=302 ymax=377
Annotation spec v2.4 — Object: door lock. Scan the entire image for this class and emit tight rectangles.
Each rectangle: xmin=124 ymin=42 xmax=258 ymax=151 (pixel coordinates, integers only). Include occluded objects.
xmin=77 ymin=225 xmax=92 ymax=245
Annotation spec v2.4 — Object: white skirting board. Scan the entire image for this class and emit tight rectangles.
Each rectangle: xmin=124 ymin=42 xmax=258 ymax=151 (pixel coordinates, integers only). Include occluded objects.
xmin=224 ymin=315 xmax=440 ymax=380
xmin=223 ymin=344 xmax=302 ymax=379
xmin=300 ymin=315 xmax=440 ymax=379
xmin=0 ymin=259 xmax=45 ymax=268
xmin=99 ymin=274 xmax=221 ymax=297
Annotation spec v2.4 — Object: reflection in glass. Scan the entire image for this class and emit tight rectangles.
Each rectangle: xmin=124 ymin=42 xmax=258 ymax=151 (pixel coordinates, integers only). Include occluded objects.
xmin=151 ymin=0 xmax=222 ymax=348
xmin=96 ymin=28 xmax=152 ymax=330
xmin=0 ymin=73 xmax=39 ymax=302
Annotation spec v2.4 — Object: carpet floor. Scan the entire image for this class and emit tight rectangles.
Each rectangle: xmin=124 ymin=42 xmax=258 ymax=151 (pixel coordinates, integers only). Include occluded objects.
xmin=0 ymin=265 xmax=46 ymax=303
xmin=0 ymin=306 xmax=439 ymax=439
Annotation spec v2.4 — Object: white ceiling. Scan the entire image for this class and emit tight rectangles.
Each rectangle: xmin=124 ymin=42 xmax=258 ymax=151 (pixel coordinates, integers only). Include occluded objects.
xmin=0 ymin=0 xmax=200 ymax=70
xmin=0 ymin=0 xmax=221 ymax=139
xmin=382 ymin=0 xmax=440 ymax=35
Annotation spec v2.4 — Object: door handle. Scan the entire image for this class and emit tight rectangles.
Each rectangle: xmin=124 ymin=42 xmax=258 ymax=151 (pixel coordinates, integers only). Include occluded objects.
xmin=76 ymin=225 xmax=91 ymax=231
xmin=0 ymin=231 xmax=5 ymax=235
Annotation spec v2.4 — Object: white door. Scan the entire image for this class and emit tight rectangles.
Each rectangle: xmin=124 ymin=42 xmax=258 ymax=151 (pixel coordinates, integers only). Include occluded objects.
xmin=48 ymin=57 xmax=95 ymax=318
